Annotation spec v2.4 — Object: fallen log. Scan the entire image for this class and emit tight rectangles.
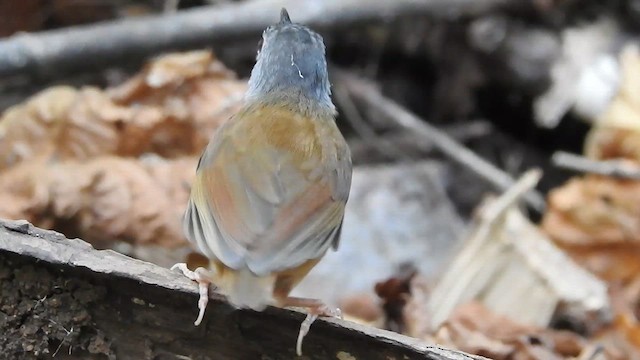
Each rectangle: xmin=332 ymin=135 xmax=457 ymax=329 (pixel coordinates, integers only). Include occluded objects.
xmin=0 ymin=218 xmax=481 ymax=360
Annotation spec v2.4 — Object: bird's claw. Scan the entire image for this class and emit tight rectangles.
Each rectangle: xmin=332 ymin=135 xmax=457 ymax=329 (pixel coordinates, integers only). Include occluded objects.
xmin=170 ymin=263 xmax=214 ymax=326
xmin=296 ymin=305 xmax=342 ymax=356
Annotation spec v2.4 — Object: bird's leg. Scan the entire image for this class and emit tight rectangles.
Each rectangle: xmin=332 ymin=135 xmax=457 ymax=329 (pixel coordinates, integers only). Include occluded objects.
xmin=277 ymin=296 xmax=342 ymax=356
xmin=171 ymin=263 xmax=216 ymax=326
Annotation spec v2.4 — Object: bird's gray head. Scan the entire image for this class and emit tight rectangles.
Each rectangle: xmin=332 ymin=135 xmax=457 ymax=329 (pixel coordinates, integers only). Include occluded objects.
xmin=246 ymin=9 xmax=333 ymax=111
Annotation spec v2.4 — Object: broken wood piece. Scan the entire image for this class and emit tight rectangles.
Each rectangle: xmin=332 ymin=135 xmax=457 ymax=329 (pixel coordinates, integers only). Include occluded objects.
xmin=0 ymin=218 xmax=482 ymax=359
xmin=552 ymin=151 xmax=640 ymax=180
xmin=425 ymin=169 xmax=611 ymax=333
xmin=335 ymin=70 xmax=546 ymax=212
xmin=0 ymin=0 xmax=512 ymax=78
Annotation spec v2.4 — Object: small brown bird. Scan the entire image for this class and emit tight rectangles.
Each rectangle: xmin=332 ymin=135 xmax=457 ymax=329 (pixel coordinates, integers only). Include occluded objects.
xmin=171 ymin=8 xmax=352 ymax=355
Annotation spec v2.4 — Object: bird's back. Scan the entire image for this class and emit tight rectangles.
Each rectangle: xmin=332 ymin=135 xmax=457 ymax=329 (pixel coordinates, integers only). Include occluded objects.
xmin=183 ymin=101 xmax=351 ymax=308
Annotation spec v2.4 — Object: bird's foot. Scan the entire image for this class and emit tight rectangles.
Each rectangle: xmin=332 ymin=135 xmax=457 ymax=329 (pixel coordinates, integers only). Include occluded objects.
xmin=170 ymin=263 xmax=216 ymax=326
xmin=297 ymin=304 xmax=342 ymax=356
xmin=277 ymin=296 xmax=342 ymax=356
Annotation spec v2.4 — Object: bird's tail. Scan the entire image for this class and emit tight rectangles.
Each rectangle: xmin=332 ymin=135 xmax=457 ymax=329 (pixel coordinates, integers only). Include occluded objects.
xmin=221 ymin=268 xmax=275 ymax=311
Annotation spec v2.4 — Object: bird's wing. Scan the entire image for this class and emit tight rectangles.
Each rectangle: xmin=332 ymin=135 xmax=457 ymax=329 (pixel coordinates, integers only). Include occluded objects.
xmin=184 ymin=106 xmax=352 ymax=276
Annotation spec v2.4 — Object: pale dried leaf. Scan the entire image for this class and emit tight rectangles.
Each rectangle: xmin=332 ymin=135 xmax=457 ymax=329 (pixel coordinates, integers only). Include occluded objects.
xmin=542 ymin=176 xmax=640 ymax=246
xmin=0 ymin=50 xmax=247 ymax=252
xmin=0 ymin=50 xmax=247 ymax=168
xmin=434 ymin=302 xmax=589 ymax=360
xmin=109 ymin=50 xmax=247 ymax=153
xmin=0 ymin=156 xmax=197 ymax=248
xmin=586 ymin=44 xmax=640 ymax=161
xmin=0 ymin=87 xmax=78 ymax=169
xmin=541 ymin=175 xmax=640 ymax=285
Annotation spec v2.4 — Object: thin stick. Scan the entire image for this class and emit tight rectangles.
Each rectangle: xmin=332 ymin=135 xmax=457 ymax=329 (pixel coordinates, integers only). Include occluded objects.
xmin=552 ymin=151 xmax=640 ymax=180
xmin=478 ymin=169 xmax=542 ymax=223
xmin=336 ymin=70 xmax=546 ymax=212
xmin=0 ymin=0 xmax=512 ymax=78
xmin=334 ymin=84 xmax=412 ymax=162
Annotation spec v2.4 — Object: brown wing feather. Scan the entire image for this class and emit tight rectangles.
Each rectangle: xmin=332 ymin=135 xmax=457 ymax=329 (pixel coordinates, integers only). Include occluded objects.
xmin=184 ymin=104 xmax=352 ymax=276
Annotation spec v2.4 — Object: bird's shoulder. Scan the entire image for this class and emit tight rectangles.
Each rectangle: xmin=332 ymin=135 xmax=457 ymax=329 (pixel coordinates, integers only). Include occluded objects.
xmin=227 ymin=103 xmax=340 ymax=160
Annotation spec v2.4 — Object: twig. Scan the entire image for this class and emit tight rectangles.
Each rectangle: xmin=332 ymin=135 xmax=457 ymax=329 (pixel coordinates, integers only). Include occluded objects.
xmin=443 ymin=120 xmax=493 ymax=141
xmin=0 ymin=0 xmax=512 ymax=78
xmin=478 ymin=169 xmax=542 ymax=224
xmin=467 ymin=169 xmax=542 ymax=253
xmin=334 ymin=84 xmax=412 ymax=162
xmin=577 ymin=344 xmax=604 ymax=360
xmin=347 ymin=121 xmax=493 ymax=164
xmin=335 ymin=70 xmax=546 ymax=212
xmin=49 ymin=319 xmax=74 ymax=357
xmin=552 ymin=151 xmax=640 ymax=180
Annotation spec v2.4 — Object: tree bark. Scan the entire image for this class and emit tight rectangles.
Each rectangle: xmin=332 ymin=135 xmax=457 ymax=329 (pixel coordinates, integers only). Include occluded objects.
xmin=0 ymin=219 xmax=482 ymax=360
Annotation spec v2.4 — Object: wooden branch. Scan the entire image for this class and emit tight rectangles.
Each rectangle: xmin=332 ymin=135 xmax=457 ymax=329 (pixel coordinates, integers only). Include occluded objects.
xmin=0 ymin=0 xmax=511 ymax=79
xmin=335 ymin=71 xmax=547 ymax=212
xmin=552 ymin=151 xmax=640 ymax=180
xmin=0 ymin=218 xmax=482 ymax=360
xmin=348 ymin=122 xmax=493 ymax=165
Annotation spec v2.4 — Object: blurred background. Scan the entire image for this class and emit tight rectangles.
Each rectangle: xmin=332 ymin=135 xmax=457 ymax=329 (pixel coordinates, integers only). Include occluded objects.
xmin=2 ymin=0 xmax=640 ymax=358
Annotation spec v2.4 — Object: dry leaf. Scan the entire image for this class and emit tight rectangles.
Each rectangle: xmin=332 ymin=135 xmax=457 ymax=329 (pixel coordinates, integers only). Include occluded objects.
xmin=542 ymin=176 xmax=640 ymax=283
xmin=0 ymin=86 xmax=79 ymax=169
xmin=0 ymin=50 xmax=246 ymax=170
xmin=0 ymin=50 xmax=247 ymax=248
xmin=109 ymin=50 xmax=247 ymax=153
xmin=543 ymin=176 xmax=640 ymax=246
xmin=586 ymin=127 xmax=640 ymax=161
xmin=0 ymin=156 xmax=197 ymax=248
xmin=434 ymin=302 xmax=592 ymax=360
xmin=591 ymin=283 xmax=640 ymax=359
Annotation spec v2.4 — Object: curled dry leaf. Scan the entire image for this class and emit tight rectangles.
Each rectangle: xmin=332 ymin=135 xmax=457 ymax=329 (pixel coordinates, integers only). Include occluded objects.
xmin=0 ymin=50 xmax=246 ymax=248
xmin=109 ymin=50 xmax=247 ymax=153
xmin=0 ymin=86 xmax=80 ymax=170
xmin=591 ymin=283 xmax=640 ymax=360
xmin=586 ymin=127 xmax=640 ymax=161
xmin=0 ymin=50 xmax=246 ymax=170
xmin=433 ymin=302 xmax=603 ymax=360
xmin=543 ymin=176 xmax=640 ymax=246
xmin=542 ymin=176 xmax=640 ymax=283
xmin=0 ymin=156 xmax=197 ymax=248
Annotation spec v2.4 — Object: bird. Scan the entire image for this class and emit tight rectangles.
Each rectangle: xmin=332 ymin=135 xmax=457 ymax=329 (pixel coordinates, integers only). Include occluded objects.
xmin=171 ymin=8 xmax=352 ymax=356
